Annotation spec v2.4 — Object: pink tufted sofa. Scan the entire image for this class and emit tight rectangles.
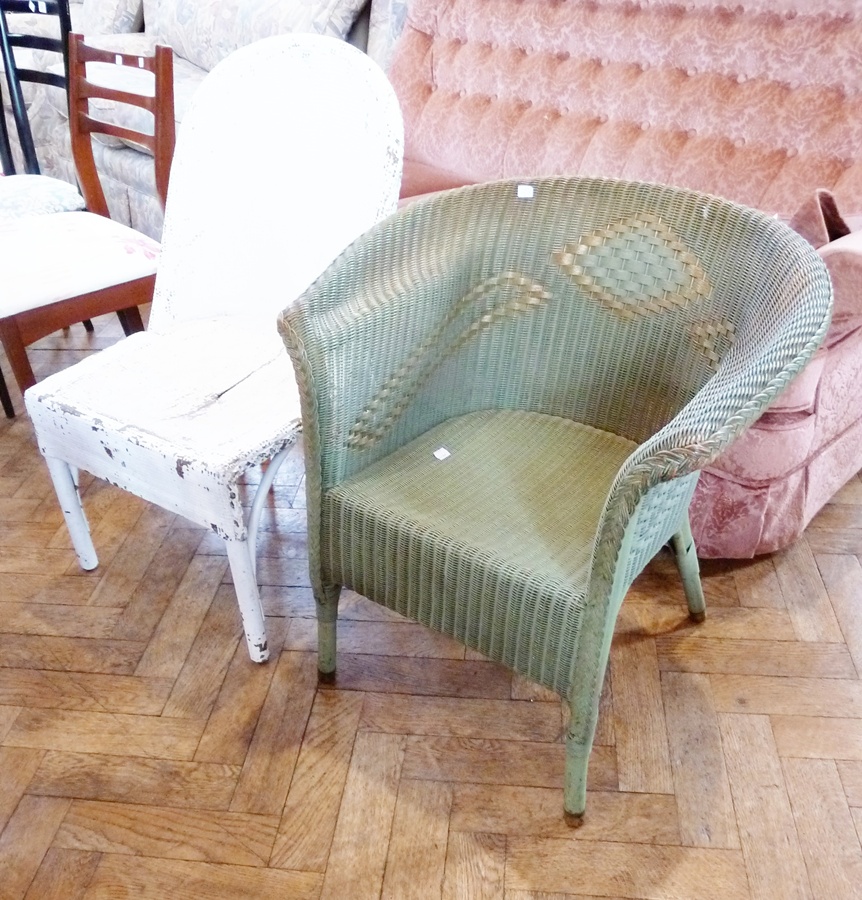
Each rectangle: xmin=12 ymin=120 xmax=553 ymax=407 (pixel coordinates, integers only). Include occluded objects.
xmin=386 ymin=0 xmax=862 ymax=558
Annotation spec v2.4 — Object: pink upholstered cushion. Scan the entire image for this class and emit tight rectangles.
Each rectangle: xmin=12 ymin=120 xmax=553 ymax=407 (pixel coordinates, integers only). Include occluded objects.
xmin=401 ymin=158 xmax=472 ymax=199
xmin=787 ymin=191 xmax=862 ymax=347
xmin=391 ymin=0 xmax=862 ymax=218
xmin=819 ymin=231 xmax=862 ymax=347
xmin=789 ymin=189 xmax=852 ymax=249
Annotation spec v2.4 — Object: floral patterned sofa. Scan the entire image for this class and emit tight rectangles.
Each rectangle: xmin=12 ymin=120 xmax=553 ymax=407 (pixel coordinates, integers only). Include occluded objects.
xmin=385 ymin=0 xmax=862 ymax=558
xmin=26 ymin=0 xmax=371 ymax=238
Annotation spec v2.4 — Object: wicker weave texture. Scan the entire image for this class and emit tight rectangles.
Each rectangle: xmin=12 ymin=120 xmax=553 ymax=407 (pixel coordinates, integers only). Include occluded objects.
xmin=286 ymin=178 xmax=829 ymax=487
xmin=324 ymin=409 xmax=637 ymax=692
xmin=279 ymin=175 xmax=832 ymax=816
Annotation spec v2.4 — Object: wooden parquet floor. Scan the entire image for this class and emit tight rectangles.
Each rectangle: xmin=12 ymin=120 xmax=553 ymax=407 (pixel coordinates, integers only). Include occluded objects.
xmin=2 ymin=315 xmax=862 ymax=899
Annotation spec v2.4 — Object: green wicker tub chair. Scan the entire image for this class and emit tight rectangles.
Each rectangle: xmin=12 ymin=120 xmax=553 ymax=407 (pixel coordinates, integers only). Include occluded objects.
xmin=278 ymin=176 xmax=832 ymax=820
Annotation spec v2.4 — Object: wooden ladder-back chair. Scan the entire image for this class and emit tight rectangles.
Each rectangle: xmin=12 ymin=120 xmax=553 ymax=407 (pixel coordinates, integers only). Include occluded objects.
xmin=279 ymin=175 xmax=833 ymax=820
xmin=0 ymin=32 xmax=175 ymax=403
xmin=26 ymin=34 xmax=403 ymax=664
xmin=69 ymin=34 xmax=174 ymax=216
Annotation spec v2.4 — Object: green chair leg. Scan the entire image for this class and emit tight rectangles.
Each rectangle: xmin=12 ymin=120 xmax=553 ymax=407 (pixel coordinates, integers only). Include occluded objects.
xmin=563 ymin=733 xmax=590 ymax=826
xmin=315 ymin=583 xmax=341 ymax=682
xmin=671 ymin=516 xmax=706 ymax=622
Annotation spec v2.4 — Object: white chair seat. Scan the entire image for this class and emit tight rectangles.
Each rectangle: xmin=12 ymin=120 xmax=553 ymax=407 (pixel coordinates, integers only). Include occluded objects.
xmin=0 ymin=211 xmax=159 ymax=315
xmin=27 ymin=320 xmax=301 ymax=535
xmin=0 ymin=174 xmax=85 ymax=219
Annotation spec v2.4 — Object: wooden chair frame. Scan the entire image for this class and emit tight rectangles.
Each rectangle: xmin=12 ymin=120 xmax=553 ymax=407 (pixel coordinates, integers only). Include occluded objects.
xmin=69 ymin=36 xmax=175 ymax=216
xmin=0 ymin=33 xmax=175 ymax=396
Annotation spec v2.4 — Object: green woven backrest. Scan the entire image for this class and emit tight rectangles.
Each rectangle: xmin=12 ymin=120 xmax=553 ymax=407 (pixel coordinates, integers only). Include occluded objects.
xmin=281 ymin=177 xmax=832 ymax=493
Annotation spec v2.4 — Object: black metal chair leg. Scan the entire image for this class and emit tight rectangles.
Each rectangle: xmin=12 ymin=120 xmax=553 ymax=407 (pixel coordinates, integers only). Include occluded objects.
xmin=82 ymin=319 xmax=94 ymax=333
xmin=0 ymin=97 xmax=15 ymax=175
xmin=0 ymin=2 xmax=40 ymax=173
xmin=0 ymin=364 xmax=14 ymax=418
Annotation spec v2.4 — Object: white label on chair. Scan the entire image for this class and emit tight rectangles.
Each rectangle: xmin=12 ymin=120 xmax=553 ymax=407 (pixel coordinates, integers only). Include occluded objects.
xmin=138 ymin=57 xmax=145 ymax=67
xmin=517 ymin=184 xmax=535 ymax=199
xmin=433 ymin=447 xmax=451 ymax=460
xmin=116 ymin=54 xmax=123 ymax=66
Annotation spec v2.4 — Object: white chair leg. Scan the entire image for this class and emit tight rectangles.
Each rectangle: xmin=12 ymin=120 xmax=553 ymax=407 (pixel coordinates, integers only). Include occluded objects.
xmin=44 ymin=456 xmax=98 ymax=570
xmin=246 ymin=443 xmax=294 ymax=579
xmin=225 ymin=537 xmax=269 ymax=663
xmin=223 ymin=446 xmax=294 ymax=664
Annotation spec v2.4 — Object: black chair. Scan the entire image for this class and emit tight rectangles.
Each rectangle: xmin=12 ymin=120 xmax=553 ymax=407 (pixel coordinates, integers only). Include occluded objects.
xmin=0 ymin=0 xmax=72 ymax=174
xmin=0 ymin=366 xmax=13 ymax=417
xmin=0 ymin=56 xmax=19 ymax=415
xmin=0 ymin=69 xmax=14 ymax=173
xmin=0 ymin=0 xmax=84 ymax=219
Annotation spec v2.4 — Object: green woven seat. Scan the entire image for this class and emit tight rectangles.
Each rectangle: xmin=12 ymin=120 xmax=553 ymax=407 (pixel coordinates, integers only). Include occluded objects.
xmin=279 ymin=176 xmax=832 ymax=820
xmin=324 ymin=410 xmax=635 ymax=689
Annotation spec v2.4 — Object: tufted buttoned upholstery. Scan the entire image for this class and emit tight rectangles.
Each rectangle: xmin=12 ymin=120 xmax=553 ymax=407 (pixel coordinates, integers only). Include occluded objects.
xmin=388 ymin=0 xmax=862 ymax=557
xmin=391 ymin=0 xmax=862 ymax=218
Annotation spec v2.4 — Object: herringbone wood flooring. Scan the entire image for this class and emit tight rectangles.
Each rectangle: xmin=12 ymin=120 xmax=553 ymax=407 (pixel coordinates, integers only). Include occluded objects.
xmin=2 ymin=314 xmax=862 ymax=899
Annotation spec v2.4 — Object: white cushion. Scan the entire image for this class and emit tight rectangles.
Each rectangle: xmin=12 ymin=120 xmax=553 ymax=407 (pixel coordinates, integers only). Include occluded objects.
xmin=0 ymin=211 xmax=159 ymax=316
xmin=0 ymin=175 xmax=85 ymax=219
xmin=367 ymin=0 xmax=409 ymax=69
xmin=149 ymin=0 xmax=368 ymax=72
xmin=80 ymin=0 xmax=143 ymax=35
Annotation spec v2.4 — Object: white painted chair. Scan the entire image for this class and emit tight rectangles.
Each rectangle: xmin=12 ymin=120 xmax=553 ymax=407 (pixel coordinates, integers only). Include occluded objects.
xmin=25 ymin=33 xmax=404 ymax=662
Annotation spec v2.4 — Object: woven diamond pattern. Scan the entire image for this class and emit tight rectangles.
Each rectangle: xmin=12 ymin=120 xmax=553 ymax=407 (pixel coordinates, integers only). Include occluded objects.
xmin=690 ymin=317 xmax=737 ymax=370
xmin=552 ymin=213 xmax=712 ymax=320
xmin=347 ymin=272 xmax=551 ymax=449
